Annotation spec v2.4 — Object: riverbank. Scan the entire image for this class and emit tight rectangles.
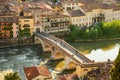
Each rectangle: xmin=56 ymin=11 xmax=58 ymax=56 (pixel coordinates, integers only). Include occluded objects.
xmin=73 ymin=37 xmax=120 ymax=42
xmin=0 ymin=43 xmax=41 ymax=49
xmin=0 ymin=37 xmax=36 ymax=49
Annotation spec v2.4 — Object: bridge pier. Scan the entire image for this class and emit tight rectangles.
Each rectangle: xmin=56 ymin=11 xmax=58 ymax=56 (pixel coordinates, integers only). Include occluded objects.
xmin=35 ymin=36 xmax=51 ymax=52
xmin=35 ymin=32 xmax=95 ymax=79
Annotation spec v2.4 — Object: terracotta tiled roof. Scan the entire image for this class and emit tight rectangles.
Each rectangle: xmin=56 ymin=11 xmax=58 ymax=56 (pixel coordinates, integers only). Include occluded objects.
xmin=23 ymin=66 xmax=40 ymax=80
xmin=0 ymin=17 xmax=18 ymax=22
xmin=68 ymin=10 xmax=85 ymax=17
xmin=0 ymin=5 xmax=18 ymax=16
xmin=82 ymin=0 xmax=120 ymax=11
xmin=23 ymin=66 xmax=51 ymax=80
xmin=61 ymin=0 xmax=82 ymax=3
xmin=21 ymin=2 xmax=53 ymax=12
xmin=61 ymin=0 xmax=120 ymax=12
xmin=57 ymin=76 xmax=67 ymax=80
xmin=37 ymin=66 xmax=51 ymax=77
xmin=41 ymin=12 xmax=70 ymax=19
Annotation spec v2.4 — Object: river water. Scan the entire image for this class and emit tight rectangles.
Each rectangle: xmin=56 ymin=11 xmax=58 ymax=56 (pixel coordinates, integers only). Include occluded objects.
xmin=69 ymin=39 xmax=120 ymax=62
xmin=0 ymin=40 xmax=120 ymax=79
xmin=0 ymin=44 xmax=46 ymax=80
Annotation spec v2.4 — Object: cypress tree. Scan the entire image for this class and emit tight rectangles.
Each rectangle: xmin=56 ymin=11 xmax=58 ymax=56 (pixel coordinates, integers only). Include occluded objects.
xmin=110 ymin=49 xmax=120 ymax=80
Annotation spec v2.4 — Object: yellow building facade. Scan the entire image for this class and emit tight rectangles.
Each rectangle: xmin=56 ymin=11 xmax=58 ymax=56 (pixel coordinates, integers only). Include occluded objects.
xmin=19 ymin=17 xmax=34 ymax=36
xmin=76 ymin=64 xmax=98 ymax=79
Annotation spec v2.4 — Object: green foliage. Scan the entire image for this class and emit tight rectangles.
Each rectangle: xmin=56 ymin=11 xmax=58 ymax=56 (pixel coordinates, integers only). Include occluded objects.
xmin=118 ymin=4 xmax=120 ymax=7
xmin=4 ymin=72 xmax=21 ymax=80
xmin=21 ymin=0 xmax=27 ymax=2
xmin=19 ymin=28 xmax=31 ymax=37
xmin=68 ymin=25 xmax=80 ymax=41
xmin=83 ymin=29 xmax=90 ymax=39
xmin=110 ymin=49 xmax=120 ymax=80
xmin=67 ymin=20 xmax=120 ymax=41
xmin=70 ymin=25 xmax=79 ymax=31
xmin=52 ymin=0 xmax=58 ymax=3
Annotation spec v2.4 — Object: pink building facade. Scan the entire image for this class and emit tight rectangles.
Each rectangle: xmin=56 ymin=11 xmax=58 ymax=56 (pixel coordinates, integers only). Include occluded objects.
xmin=12 ymin=23 xmax=19 ymax=38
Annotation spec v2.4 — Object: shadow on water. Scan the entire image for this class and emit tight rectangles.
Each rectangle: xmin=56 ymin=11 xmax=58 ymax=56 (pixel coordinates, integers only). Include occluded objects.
xmin=39 ymin=52 xmax=51 ymax=60
xmin=61 ymin=68 xmax=76 ymax=74
xmin=46 ymin=59 xmax=64 ymax=69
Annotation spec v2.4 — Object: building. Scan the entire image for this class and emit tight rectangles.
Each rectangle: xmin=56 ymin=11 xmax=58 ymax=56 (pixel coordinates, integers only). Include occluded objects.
xmin=76 ymin=63 xmax=98 ymax=79
xmin=0 ymin=5 xmax=19 ymax=39
xmin=87 ymin=62 xmax=113 ymax=80
xmin=57 ymin=74 xmax=79 ymax=80
xmin=19 ymin=10 xmax=34 ymax=37
xmin=61 ymin=0 xmax=120 ymax=28
xmin=67 ymin=10 xmax=86 ymax=27
xmin=52 ymin=3 xmax=63 ymax=13
xmin=21 ymin=2 xmax=53 ymax=31
xmin=40 ymin=12 xmax=70 ymax=33
xmin=23 ymin=66 xmax=52 ymax=80
xmin=61 ymin=0 xmax=84 ymax=11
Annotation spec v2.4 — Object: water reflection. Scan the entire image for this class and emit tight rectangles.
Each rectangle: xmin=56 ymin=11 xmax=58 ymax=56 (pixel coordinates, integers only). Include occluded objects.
xmin=86 ymin=46 xmax=119 ymax=62
xmin=69 ymin=40 xmax=120 ymax=62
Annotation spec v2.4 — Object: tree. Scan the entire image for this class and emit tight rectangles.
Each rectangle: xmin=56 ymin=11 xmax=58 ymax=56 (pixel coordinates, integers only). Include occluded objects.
xmin=110 ymin=49 xmax=120 ymax=80
xmin=70 ymin=25 xmax=79 ymax=31
xmin=4 ymin=72 xmax=21 ymax=80
xmin=68 ymin=25 xmax=80 ymax=41
xmin=52 ymin=0 xmax=58 ymax=3
xmin=21 ymin=0 xmax=28 ymax=2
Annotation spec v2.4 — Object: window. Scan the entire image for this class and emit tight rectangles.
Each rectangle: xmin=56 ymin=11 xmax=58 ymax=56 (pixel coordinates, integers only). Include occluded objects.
xmin=84 ymin=69 xmax=88 ymax=72
xmin=60 ymin=19 xmax=62 ymax=22
xmin=72 ymin=19 xmax=74 ymax=23
xmin=55 ymin=20 xmax=57 ymax=22
xmin=65 ymin=19 xmax=67 ymax=21
xmin=51 ymin=20 xmax=53 ymax=22
xmin=24 ymin=20 xmax=29 ymax=22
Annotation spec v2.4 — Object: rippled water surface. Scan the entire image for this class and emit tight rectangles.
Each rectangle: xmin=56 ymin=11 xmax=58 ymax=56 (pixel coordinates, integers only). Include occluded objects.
xmin=0 ymin=45 xmax=43 ymax=80
xmin=1 ymin=39 xmax=120 ymax=79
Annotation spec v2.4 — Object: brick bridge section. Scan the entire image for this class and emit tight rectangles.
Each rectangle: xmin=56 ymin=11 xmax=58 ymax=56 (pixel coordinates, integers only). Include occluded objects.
xmin=35 ymin=32 xmax=93 ymax=68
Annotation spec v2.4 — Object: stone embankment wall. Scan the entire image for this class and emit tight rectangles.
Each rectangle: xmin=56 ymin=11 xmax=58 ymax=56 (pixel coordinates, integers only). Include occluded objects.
xmin=0 ymin=37 xmax=35 ymax=49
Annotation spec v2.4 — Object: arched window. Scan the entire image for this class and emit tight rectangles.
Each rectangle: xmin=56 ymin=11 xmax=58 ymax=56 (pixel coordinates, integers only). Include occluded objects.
xmin=23 ymin=24 xmax=30 ymax=28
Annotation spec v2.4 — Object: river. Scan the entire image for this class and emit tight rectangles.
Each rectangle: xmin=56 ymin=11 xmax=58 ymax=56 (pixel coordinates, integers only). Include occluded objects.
xmin=69 ymin=39 xmax=120 ymax=62
xmin=0 ymin=40 xmax=120 ymax=79
xmin=0 ymin=44 xmax=52 ymax=80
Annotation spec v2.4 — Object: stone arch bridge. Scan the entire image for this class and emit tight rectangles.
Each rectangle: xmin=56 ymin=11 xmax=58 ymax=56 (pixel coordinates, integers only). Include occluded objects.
xmin=35 ymin=32 xmax=92 ymax=69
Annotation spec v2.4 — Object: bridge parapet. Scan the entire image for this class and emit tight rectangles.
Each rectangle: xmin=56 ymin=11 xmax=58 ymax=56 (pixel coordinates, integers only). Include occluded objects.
xmin=35 ymin=32 xmax=114 ymax=79
xmin=35 ymin=32 xmax=93 ymax=70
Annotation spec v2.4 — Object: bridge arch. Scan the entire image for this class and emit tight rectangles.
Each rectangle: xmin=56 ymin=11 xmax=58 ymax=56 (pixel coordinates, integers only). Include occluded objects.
xmin=35 ymin=37 xmax=51 ymax=52
xmin=67 ymin=61 xmax=77 ymax=69
xmin=36 ymin=28 xmax=40 ymax=33
xmin=35 ymin=32 xmax=92 ymax=66
xmin=55 ymin=51 xmax=64 ymax=59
